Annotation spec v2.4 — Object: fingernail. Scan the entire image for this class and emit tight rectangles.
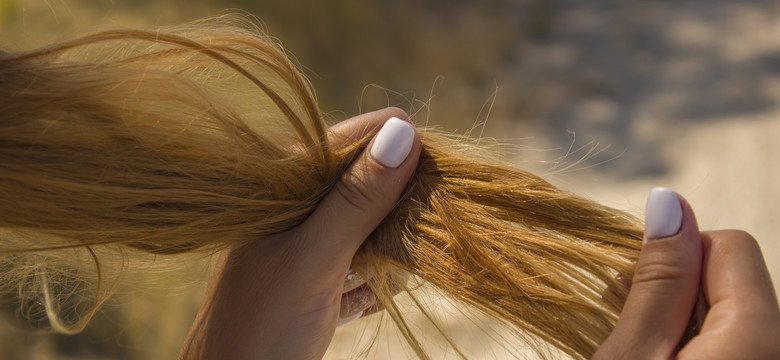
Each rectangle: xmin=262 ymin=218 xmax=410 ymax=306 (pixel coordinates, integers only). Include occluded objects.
xmin=645 ymin=187 xmax=683 ymax=241
xmin=336 ymin=310 xmax=364 ymax=327
xmin=343 ymin=268 xmax=365 ymax=293
xmin=370 ymin=117 xmax=415 ymax=168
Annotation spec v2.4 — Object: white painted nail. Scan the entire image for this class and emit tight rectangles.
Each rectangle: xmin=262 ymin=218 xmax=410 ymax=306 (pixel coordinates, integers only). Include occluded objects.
xmin=645 ymin=187 xmax=682 ymax=240
xmin=336 ymin=310 xmax=364 ymax=327
xmin=370 ymin=117 xmax=415 ymax=168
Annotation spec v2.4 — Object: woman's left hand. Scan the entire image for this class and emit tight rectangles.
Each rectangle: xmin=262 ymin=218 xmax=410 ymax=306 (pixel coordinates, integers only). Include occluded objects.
xmin=179 ymin=107 xmax=421 ymax=359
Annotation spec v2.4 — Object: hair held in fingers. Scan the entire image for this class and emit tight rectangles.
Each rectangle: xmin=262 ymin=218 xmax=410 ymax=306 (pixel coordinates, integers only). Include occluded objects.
xmin=0 ymin=15 xmax=644 ymax=359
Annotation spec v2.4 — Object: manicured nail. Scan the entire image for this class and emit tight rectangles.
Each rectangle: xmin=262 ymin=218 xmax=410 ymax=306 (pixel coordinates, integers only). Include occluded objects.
xmin=645 ymin=187 xmax=683 ymax=240
xmin=336 ymin=310 xmax=364 ymax=327
xmin=343 ymin=268 xmax=365 ymax=293
xmin=370 ymin=117 xmax=415 ymax=168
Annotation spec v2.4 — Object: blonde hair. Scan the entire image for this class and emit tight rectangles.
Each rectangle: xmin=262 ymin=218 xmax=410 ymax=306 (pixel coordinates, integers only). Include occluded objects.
xmin=0 ymin=16 xmax=644 ymax=359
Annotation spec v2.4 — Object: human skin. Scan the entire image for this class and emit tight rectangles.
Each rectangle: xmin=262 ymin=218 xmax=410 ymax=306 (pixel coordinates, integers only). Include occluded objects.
xmin=179 ymin=108 xmax=780 ymax=359
xmin=178 ymin=107 xmax=421 ymax=360
xmin=594 ymin=191 xmax=780 ymax=359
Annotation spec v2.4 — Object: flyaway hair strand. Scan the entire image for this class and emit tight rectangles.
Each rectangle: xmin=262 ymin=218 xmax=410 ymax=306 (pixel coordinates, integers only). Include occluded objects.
xmin=0 ymin=15 xmax=648 ymax=359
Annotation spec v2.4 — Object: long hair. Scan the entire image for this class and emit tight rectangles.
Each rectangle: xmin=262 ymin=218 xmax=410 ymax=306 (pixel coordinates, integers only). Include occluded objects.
xmin=0 ymin=16 xmax=643 ymax=359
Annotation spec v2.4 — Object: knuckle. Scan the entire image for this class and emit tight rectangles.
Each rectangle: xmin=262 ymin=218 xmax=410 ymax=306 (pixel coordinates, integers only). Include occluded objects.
xmin=719 ymin=229 xmax=759 ymax=246
xmin=384 ymin=106 xmax=409 ymax=120
xmin=632 ymin=258 xmax=688 ymax=288
xmin=710 ymin=229 xmax=762 ymax=259
xmin=334 ymin=165 xmax=387 ymax=211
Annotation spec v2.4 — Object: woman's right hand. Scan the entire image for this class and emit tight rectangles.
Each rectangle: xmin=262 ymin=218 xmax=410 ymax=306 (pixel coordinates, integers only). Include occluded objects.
xmin=178 ymin=108 xmax=421 ymax=360
xmin=594 ymin=187 xmax=780 ymax=359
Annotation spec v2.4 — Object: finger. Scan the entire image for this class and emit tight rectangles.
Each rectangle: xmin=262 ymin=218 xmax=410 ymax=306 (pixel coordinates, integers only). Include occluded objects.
xmin=679 ymin=230 xmax=780 ymax=359
xmin=343 ymin=255 xmax=373 ymax=293
xmin=699 ymin=230 xmax=778 ymax=314
xmin=294 ymin=114 xmax=421 ymax=282
xmin=360 ymin=269 xmax=411 ymax=316
xmin=339 ymin=285 xmax=377 ymax=323
xmin=327 ymin=107 xmax=409 ymax=150
xmin=601 ymin=274 xmax=631 ymax=310
xmin=341 ymin=269 xmax=410 ymax=322
xmin=342 ymin=257 xmax=409 ymax=319
xmin=594 ymin=187 xmax=703 ymax=359
xmin=343 ymin=268 xmax=366 ymax=293
xmin=342 ymin=253 xmax=406 ymax=293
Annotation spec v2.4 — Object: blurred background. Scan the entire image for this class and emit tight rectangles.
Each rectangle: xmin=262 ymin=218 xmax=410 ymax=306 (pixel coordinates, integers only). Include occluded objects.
xmin=1 ymin=0 xmax=779 ymax=358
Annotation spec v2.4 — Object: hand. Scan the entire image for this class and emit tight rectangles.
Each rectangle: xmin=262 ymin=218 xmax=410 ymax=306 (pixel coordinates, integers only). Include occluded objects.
xmin=179 ymin=107 xmax=422 ymax=359
xmin=594 ymin=187 xmax=780 ymax=359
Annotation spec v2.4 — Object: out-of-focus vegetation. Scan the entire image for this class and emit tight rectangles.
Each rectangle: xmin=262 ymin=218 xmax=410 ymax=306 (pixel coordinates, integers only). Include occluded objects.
xmin=1 ymin=0 xmax=779 ymax=359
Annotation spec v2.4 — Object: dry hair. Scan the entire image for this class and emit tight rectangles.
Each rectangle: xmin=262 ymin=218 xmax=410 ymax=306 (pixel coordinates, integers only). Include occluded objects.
xmin=0 ymin=16 xmax=643 ymax=359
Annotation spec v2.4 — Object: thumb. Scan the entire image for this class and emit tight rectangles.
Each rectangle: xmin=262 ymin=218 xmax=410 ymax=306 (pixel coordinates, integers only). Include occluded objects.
xmin=295 ymin=116 xmax=421 ymax=271
xmin=595 ymin=187 xmax=703 ymax=359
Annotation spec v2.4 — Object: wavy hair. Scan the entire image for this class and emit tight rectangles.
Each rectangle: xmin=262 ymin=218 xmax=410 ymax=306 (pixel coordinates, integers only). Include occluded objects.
xmin=0 ymin=16 xmax=645 ymax=359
